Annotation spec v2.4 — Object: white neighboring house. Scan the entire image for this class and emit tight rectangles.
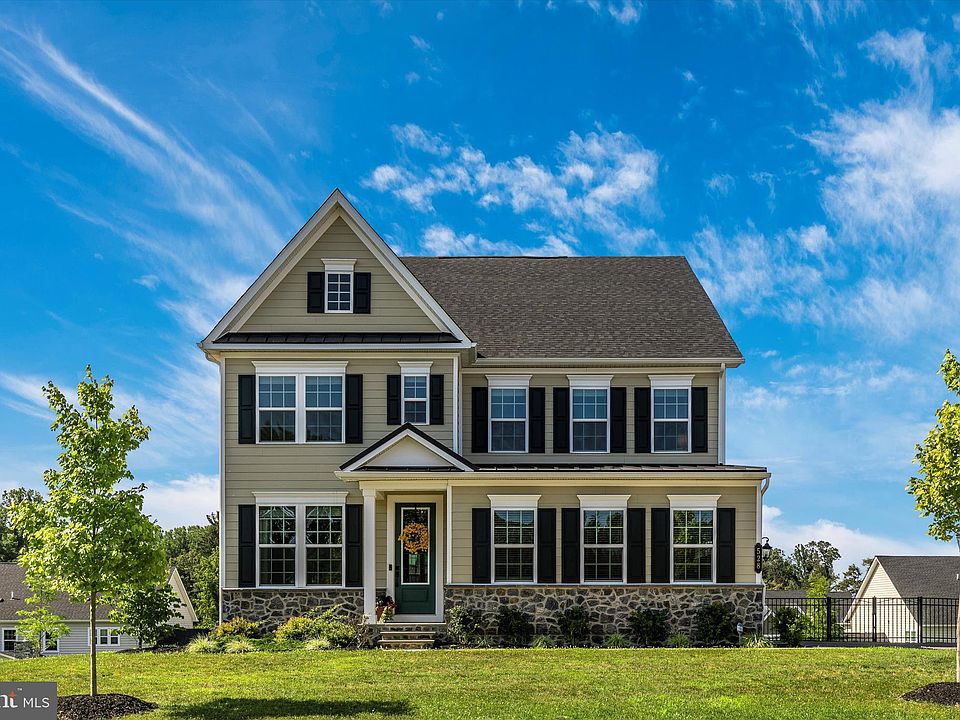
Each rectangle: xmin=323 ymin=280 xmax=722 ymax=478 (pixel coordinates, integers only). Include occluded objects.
xmin=844 ymin=555 xmax=960 ymax=644
xmin=0 ymin=563 xmax=196 ymax=657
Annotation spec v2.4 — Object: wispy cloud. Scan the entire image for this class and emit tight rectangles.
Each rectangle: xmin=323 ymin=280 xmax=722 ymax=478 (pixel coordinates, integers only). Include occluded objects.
xmin=409 ymin=35 xmax=431 ymax=52
xmin=582 ymin=0 xmax=642 ymax=26
xmin=390 ymin=123 xmax=451 ymax=157
xmin=143 ymin=473 xmax=218 ymax=529
xmin=418 ymin=224 xmax=578 ymax=257
xmin=365 ymin=125 xmax=660 ymax=252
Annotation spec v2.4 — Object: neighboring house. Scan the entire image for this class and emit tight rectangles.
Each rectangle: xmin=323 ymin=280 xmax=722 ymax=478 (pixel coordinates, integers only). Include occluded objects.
xmin=844 ymin=556 xmax=960 ymax=644
xmin=200 ymin=189 xmax=771 ymax=636
xmin=0 ymin=564 xmax=197 ymax=656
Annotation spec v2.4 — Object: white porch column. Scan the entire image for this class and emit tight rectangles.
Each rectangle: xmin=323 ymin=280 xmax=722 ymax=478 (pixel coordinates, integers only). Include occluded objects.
xmin=362 ymin=489 xmax=377 ymax=624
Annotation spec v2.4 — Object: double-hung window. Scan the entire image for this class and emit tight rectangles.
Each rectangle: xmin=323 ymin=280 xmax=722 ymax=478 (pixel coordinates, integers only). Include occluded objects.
xmin=651 ymin=375 xmax=693 ymax=453
xmin=255 ymin=362 xmax=348 ymax=444
xmin=42 ymin=633 xmax=59 ymax=653
xmin=668 ymin=494 xmax=719 ymax=583
xmin=258 ymin=505 xmax=296 ymax=586
xmin=490 ymin=388 xmax=527 ymax=452
xmin=258 ymin=375 xmax=296 ymax=443
xmin=323 ymin=259 xmax=355 ymax=313
xmin=305 ymin=505 xmax=343 ymax=586
xmin=306 ymin=376 xmax=343 ymax=442
xmin=489 ymin=495 xmax=539 ymax=583
xmin=570 ymin=376 xmax=612 ymax=453
xmin=403 ymin=375 xmax=428 ymax=424
xmin=582 ymin=509 xmax=625 ymax=582
xmin=96 ymin=628 xmax=121 ymax=646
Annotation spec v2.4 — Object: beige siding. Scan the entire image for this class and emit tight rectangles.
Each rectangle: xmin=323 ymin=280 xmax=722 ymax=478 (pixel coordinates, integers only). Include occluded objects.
xmin=239 ymin=217 xmax=439 ymax=333
xmin=449 ymin=484 xmax=757 ymax=584
xmin=223 ymin=355 xmax=455 ymax=586
xmin=461 ymin=371 xmax=720 ymax=465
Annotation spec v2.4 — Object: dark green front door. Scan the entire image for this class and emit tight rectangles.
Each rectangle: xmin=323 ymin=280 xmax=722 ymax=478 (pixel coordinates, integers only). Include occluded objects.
xmin=395 ymin=503 xmax=436 ymax=615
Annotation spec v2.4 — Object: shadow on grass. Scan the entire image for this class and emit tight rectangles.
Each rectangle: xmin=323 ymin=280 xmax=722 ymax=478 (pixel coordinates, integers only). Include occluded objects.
xmin=166 ymin=698 xmax=411 ymax=719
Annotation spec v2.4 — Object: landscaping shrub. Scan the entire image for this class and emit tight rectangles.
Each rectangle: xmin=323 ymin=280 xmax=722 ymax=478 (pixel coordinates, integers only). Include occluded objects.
xmin=664 ymin=632 xmax=691 ymax=648
xmin=557 ymin=605 xmax=591 ymax=646
xmin=773 ymin=607 xmax=806 ymax=647
xmin=275 ymin=616 xmax=321 ymax=642
xmin=740 ymin=632 xmax=773 ymax=648
xmin=224 ymin=638 xmax=256 ymax=654
xmin=532 ymin=635 xmax=556 ymax=649
xmin=447 ymin=605 xmax=484 ymax=646
xmin=627 ymin=608 xmax=670 ymax=647
xmin=604 ymin=632 xmax=630 ymax=648
xmin=693 ymin=602 xmax=737 ymax=646
xmin=185 ymin=636 xmax=220 ymax=654
xmin=274 ymin=608 xmax=358 ymax=648
xmin=210 ymin=617 xmax=260 ymax=640
xmin=496 ymin=605 xmax=533 ymax=647
xmin=304 ymin=637 xmax=332 ymax=651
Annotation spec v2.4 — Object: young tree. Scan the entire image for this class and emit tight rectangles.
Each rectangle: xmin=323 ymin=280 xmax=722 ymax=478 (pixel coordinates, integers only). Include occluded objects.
xmin=12 ymin=367 xmax=166 ymax=696
xmin=109 ymin=584 xmax=182 ymax=650
xmin=0 ymin=488 xmax=43 ymax=562
xmin=908 ymin=349 xmax=960 ymax=682
xmin=161 ymin=513 xmax=219 ymax=627
xmin=16 ymin=603 xmax=68 ymax=657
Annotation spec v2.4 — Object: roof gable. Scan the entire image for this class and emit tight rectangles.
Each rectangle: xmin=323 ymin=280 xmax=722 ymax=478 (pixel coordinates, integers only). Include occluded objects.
xmin=202 ymin=190 xmax=470 ymax=348
xmin=340 ymin=424 xmax=475 ymax=472
xmin=875 ymin=555 xmax=960 ymax=599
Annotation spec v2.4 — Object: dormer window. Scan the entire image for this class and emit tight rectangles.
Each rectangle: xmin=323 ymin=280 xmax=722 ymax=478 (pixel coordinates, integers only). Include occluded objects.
xmin=322 ymin=259 xmax=356 ymax=313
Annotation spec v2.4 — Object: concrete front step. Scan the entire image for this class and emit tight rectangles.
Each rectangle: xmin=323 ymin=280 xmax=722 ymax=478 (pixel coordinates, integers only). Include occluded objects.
xmin=376 ymin=622 xmax=444 ymax=649
xmin=378 ymin=638 xmax=436 ymax=650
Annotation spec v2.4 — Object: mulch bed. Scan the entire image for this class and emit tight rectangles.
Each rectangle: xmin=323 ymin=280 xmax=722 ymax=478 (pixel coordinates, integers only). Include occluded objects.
xmin=58 ymin=694 xmax=157 ymax=720
xmin=903 ymin=683 xmax=960 ymax=706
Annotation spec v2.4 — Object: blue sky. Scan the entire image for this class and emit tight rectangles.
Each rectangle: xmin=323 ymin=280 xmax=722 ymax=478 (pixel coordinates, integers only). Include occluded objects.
xmin=0 ymin=1 xmax=958 ymax=566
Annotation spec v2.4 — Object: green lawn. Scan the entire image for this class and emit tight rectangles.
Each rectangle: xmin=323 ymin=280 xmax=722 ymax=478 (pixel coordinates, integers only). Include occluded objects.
xmin=0 ymin=647 xmax=956 ymax=719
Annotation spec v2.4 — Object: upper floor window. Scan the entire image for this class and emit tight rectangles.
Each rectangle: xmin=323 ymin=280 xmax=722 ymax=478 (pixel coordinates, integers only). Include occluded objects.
xmin=652 ymin=381 xmax=691 ymax=453
xmin=326 ymin=272 xmax=352 ymax=312
xmin=490 ymin=388 xmax=527 ymax=452
xmin=403 ymin=375 xmax=428 ymax=424
xmin=259 ymin=375 xmax=296 ymax=443
xmin=572 ymin=388 xmax=609 ymax=453
xmin=306 ymin=376 xmax=343 ymax=443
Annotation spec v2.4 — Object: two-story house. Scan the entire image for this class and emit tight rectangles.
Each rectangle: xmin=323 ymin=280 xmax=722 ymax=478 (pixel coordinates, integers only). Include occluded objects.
xmin=199 ymin=190 xmax=770 ymax=639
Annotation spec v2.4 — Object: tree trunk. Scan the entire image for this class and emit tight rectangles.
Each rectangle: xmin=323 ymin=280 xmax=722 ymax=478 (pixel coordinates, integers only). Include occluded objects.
xmin=90 ymin=592 xmax=98 ymax=697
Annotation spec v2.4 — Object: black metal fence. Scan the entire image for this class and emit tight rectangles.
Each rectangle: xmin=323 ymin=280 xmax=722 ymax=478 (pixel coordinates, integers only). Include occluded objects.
xmin=763 ymin=596 xmax=958 ymax=645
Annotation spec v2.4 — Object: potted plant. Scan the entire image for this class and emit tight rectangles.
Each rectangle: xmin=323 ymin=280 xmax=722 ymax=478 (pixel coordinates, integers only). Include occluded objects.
xmin=375 ymin=595 xmax=396 ymax=623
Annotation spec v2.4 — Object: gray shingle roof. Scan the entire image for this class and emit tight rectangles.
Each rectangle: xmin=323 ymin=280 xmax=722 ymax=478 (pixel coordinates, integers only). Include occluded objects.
xmin=401 ymin=256 xmax=742 ymax=360
xmin=0 ymin=563 xmax=109 ymax=621
xmin=876 ymin=556 xmax=960 ymax=599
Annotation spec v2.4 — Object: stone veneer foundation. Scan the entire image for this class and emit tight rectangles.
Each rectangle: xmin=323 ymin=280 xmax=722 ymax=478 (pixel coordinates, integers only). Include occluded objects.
xmin=444 ymin=584 xmax=764 ymax=643
xmin=222 ymin=588 xmax=366 ymax=631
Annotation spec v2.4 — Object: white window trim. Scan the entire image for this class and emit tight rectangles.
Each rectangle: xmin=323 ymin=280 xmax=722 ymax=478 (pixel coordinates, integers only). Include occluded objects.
xmin=569 ymin=376 xmax=613 ymax=454
xmin=254 ymin=497 xmax=348 ymax=589
xmin=252 ymin=363 xmax=349 ymax=445
xmin=649 ymin=375 xmax=694 ymax=455
xmin=489 ymin=495 xmax=539 ymax=584
xmin=488 ymin=379 xmax=530 ymax=454
xmin=400 ymin=362 xmax=433 ymax=425
xmin=94 ymin=627 xmax=121 ymax=646
xmin=41 ymin=632 xmax=60 ymax=654
xmin=322 ymin=258 xmax=356 ymax=313
xmin=580 ymin=508 xmax=626 ymax=584
xmin=668 ymin=494 xmax=719 ymax=585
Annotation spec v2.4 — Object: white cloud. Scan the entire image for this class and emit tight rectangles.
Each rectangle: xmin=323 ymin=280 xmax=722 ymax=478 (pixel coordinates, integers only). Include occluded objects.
xmin=861 ymin=29 xmax=950 ymax=89
xmin=420 ymin=224 xmax=578 ymax=257
xmin=364 ymin=127 xmax=659 ymax=252
xmin=607 ymin=0 xmax=641 ymax=25
xmin=706 ymin=173 xmax=735 ymax=196
xmin=404 ymin=71 xmax=421 ymax=85
xmin=134 ymin=274 xmax=160 ymax=290
xmin=764 ymin=505 xmax=952 ymax=567
xmin=390 ymin=123 xmax=451 ymax=157
xmin=409 ymin=35 xmax=431 ymax=52
xmin=143 ymin=474 xmax=218 ymax=529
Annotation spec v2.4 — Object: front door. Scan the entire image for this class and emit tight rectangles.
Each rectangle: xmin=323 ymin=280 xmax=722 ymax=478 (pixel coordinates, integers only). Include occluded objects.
xmin=394 ymin=503 xmax=436 ymax=615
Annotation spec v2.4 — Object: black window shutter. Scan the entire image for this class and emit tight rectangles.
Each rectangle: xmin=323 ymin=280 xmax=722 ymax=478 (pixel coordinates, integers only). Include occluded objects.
xmin=238 ymin=504 xmax=256 ymax=587
xmin=429 ymin=375 xmax=444 ymax=425
xmin=627 ymin=507 xmax=646 ymax=583
xmin=353 ymin=272 xmax=371 ymax=314
xmin=307 ymin=272 xmax=325 ymax=313
xmin=561 ymin=507 xmax=580 ymax=583
xmin=553 ymin=387 xmax=570 ymax=453
xmin=692 ymin=386 xmax=708 ymax=453
xmin=386 ymin=375 xmax=401 ymax=425
xmin=717 ymin=508 xmax=736 ymax=583
xmin=238 ymin=375 xmax=255 ymax=444
xmin=635 ymin=387 xmax=651 ymax=453
xmin=345 ymin=504 xmax=363 ymax=587
xmin=611 ymin=387 xmax=627 ymax=453
xmin=529 ymin=387 xmax=546 ymax=453
xmin=471 ymin=387 xmax=488 ymax=453
xmin=471 ymin=508 xmax=491 ymax=583
xmin=650 ymin=508 xmax=670 ymax=583
xmin=537 ymin=508 xmax=556 ymax=583
xmin=345 ymin=374 xmax=363 ymax=444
